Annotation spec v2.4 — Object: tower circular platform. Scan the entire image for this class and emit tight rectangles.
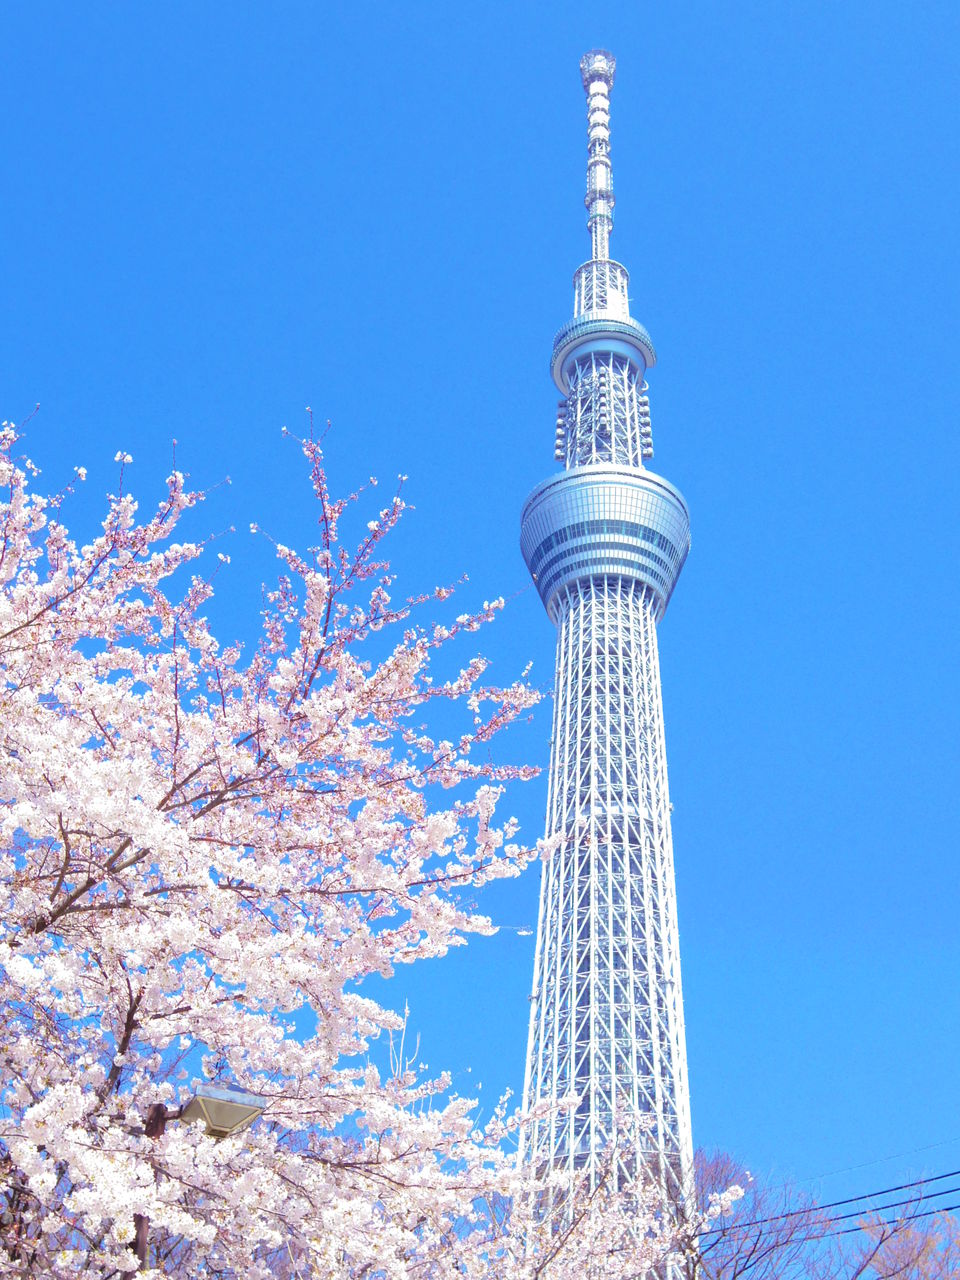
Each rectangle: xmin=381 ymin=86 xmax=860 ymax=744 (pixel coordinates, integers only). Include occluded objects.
xmin=551 ymin=316 xmax=656 ymax=393
xmin=520 ymin=466 xmax=690 ymax=622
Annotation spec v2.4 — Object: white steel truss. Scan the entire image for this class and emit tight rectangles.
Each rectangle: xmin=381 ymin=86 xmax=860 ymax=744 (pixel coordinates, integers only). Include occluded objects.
xmin=521 ymin=578 xmax=692 ymax=1198
xmin=561 ymin=352 xmax=652 ymax=469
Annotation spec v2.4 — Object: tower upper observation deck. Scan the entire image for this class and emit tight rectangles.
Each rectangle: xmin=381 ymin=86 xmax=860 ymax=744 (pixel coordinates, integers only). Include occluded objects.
xmin=521 ymin=49 xmax=689 ymax=623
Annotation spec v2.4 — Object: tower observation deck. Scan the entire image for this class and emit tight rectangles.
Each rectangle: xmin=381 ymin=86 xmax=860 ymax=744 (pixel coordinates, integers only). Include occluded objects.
xmin=520 ymin=50 xmax=694 ymax=1210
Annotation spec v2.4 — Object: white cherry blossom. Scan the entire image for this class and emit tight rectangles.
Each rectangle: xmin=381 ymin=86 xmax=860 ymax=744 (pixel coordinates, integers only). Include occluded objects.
xmin=0 ymin=424 xmax=709 ymax=1276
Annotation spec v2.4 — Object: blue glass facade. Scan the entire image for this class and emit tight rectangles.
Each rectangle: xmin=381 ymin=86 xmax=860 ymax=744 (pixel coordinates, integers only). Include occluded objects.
xmin=520 ymin=466 xmax=690 ymax=622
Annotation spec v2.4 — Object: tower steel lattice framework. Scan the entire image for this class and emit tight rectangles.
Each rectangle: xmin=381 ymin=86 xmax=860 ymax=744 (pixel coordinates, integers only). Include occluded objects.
xmin=520 ymin=50 xmax=694 ymax=1205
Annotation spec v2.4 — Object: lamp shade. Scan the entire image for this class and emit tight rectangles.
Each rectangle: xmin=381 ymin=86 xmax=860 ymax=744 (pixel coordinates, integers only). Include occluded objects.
xmin=181 ymin=1084 xmax=266 ymax=1138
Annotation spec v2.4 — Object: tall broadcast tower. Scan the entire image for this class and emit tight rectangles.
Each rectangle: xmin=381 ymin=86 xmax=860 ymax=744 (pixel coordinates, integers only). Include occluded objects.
xmin=520 ymin=51 xmax=693 ymax=1203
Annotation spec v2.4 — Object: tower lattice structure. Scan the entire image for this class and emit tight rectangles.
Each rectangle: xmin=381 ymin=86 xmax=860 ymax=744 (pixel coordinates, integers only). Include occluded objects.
xmin=520 ymin=50 xmax=693 ymax=1205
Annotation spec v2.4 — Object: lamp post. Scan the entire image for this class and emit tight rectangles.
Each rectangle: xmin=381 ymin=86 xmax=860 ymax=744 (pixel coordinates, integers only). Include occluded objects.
xmin=133 ymin=1084 xmax=266 ymax=1270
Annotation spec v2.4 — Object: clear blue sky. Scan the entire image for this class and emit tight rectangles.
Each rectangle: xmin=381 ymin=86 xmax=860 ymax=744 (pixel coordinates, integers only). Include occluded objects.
xmin=4 ymin=2 xmax=959 ymax=1206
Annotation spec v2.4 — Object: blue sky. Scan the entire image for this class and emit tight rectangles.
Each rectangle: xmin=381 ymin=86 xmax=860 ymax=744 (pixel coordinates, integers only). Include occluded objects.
xmin=4 ymin=1 xmax=959 ymax=1205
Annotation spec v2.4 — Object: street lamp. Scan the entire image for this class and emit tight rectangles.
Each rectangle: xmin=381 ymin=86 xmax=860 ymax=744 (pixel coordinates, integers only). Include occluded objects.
xmin=133 ymin=1084 xmax=267 ymax=1269
xmin=180 ymin=1083 xmax=267 ymax=1138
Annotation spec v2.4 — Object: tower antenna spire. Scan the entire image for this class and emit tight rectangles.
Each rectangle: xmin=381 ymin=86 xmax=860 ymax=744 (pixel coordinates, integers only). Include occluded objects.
xmin=580 ymin=49 xmax=617 ymax=261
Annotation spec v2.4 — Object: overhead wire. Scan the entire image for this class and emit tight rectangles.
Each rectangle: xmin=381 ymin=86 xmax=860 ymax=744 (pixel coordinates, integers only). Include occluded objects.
xmin=772 ymin=1198 xmax=960 ymax=1249
xmin=703 ymin=1181 xmax=960 ymax=1247
xmin=699 ymin=1165 xmax=960 ymax=1249
xmin=799 ymin=1133 xmax=960 ymax=1184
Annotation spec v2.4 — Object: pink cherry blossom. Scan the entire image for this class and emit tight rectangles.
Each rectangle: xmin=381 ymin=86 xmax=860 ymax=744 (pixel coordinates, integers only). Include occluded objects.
xmin=0 ymin=424 xmax=714 ymax=1276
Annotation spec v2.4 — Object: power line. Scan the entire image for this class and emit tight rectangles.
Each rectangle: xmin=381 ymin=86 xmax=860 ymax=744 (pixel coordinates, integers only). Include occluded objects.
xmin=800 ymin=1133 xmax=960 ymax=1184
xmin=700 ymin=1165 xmax=960 ymax=1239
xmin=702 ymin=1190 xmax=960 ymax=1258
xmin=782 ymin=1198 xmax=960 ymax=1249
xmin=770 ymin=1181 xmax=957 ymax=1236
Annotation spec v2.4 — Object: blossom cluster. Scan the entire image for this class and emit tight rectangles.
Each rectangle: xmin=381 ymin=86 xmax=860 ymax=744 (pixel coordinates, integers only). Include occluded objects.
xmin=0 ymin=425 xmax=708 ymax=1276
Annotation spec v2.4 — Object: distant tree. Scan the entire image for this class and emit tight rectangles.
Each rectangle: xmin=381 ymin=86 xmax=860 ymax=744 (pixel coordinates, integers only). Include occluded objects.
xmin=0 ymin=422 xmax=723 ymax=1277
xmin=673 ymin=1150 xmax=827 ymax=1280
xmin=675 ymin=1150 xmax=958 ymax=1280
xmin=845 ymin=1210 xmax=960 ymax=1279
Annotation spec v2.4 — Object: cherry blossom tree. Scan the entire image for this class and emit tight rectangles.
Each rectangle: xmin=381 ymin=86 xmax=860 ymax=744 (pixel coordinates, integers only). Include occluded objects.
xmin=0 ymin=422 xmax=714 ymax=1277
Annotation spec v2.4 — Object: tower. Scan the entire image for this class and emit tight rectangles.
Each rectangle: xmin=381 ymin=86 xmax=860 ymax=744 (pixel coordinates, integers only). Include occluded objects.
xmin=520 ymin=51 xmax=693 ymax=1205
